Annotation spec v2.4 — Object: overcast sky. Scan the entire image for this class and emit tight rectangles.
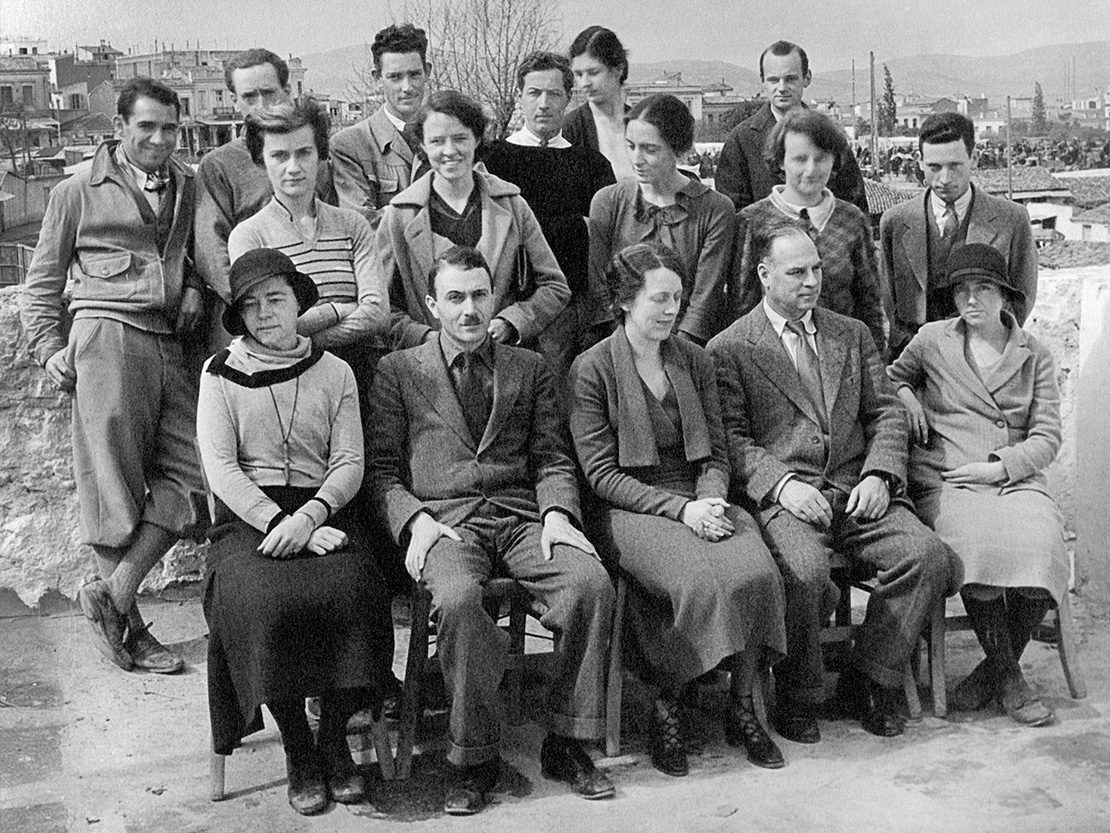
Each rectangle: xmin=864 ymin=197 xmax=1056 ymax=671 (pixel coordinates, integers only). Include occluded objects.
xmin=5 ymin=0 xmax=1109 ymax=70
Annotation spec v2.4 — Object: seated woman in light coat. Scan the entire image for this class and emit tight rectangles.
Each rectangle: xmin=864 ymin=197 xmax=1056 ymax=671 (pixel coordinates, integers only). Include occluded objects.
xmin=569 ymin=242 xmax=786 ymax=777
xmin=197 ymin=248 xmax=393 ymax=815
xmin=888 ymin=243 xmax=1067 ymax=727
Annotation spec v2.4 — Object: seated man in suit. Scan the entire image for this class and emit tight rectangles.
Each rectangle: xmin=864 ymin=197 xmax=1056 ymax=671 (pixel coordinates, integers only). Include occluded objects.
xmin=881 ymin=111 xmax=1038 ymax=359
xmin=367 ymin=245 xmax=615 ymax=815
xmin=707 ymin=218 xmax=957 ymax=743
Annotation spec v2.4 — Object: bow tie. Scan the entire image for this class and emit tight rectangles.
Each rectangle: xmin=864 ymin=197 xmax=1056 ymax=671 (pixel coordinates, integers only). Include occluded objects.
xmin=144 ymin=170 xmax=170 ymax=193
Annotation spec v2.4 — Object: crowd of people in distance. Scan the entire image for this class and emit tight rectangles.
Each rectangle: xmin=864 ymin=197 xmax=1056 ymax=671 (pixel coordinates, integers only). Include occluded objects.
xmin=19 ymin=20 xmax=1074 ymax=820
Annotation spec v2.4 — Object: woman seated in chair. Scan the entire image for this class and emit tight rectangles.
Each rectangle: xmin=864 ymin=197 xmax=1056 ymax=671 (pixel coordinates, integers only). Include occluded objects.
xmin=888 ymin=243 xmax=1068 ymax=727
xmin=569 ymin=242 xmax=787 ymax=776
xmin=197 ymin=248 xmax=393 ymax=815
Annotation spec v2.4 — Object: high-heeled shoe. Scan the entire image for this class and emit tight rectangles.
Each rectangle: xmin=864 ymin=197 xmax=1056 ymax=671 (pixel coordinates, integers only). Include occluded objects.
xmin=650 ymin=692 xmax=688 ymax=777
xmin=724 ymin=701 xmax=784 ymax=769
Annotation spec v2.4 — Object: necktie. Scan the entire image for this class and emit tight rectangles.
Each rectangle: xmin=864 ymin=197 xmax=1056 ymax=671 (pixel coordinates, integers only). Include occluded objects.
xmin=144 ymin=169 xmax=169 ymax=193
xmin=941 ymin=201 xmax=958 ymax=240
xmin=457 ymin=352 xmax=491 ymax=443
xmin=785 ymin=319 xmax=828 ymax=432
xmin=539 ymin=134 xmax=550 ymax=148
xmin=402 ymin=123 xmax=431 ymax=181
xmin=798 ymin=207 xmax=818 ymax=241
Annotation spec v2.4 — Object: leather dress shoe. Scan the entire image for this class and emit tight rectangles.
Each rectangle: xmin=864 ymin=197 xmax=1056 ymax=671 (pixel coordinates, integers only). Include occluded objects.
xmin=950 ymin=659 xmax=997 ymax=712
xmin=285 ymin=751 xmax=328 ymax=815
xmin=835 ymin=669 xmax=905 ymax=738
xmin=79 ymin=580 xmax=131 ymax=671
xmin=444 ymin=760 xmax=499 ymax=816
xmin=540 ymin=734 xmax=615 ymax=799
xmin=770 ymin=701 xmax=821 ymax=744
xmin=999 ymin=667 xmax=1055 ymax=727
xmin=124 ymin=623 xmax=184 ymax=674
xmin=321 ymin=740 xmax=365 ymax=804
xmin=724 ymin=704 xmax=784 ymax=769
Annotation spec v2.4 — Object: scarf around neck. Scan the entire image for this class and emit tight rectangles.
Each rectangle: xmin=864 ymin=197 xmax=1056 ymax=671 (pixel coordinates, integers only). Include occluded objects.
xmin=207 ymin=335 xmax=323 ymax=388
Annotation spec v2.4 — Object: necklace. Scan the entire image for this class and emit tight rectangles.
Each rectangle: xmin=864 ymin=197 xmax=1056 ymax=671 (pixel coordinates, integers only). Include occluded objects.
xmin=267 ymin=376 xmax=300 ymax=483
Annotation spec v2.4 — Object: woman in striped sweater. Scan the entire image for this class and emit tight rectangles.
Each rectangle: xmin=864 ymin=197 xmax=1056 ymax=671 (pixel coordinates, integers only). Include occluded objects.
xmin=229 ymin=99 xmax=389 ymax=397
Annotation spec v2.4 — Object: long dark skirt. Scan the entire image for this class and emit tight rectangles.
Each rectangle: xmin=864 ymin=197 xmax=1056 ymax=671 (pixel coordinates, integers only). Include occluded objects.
xmin=204 ymin=486 xmax=393 ymax=754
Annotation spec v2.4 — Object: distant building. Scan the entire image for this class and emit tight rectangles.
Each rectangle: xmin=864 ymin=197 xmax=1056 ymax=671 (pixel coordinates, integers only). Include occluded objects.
xmin=50 ymin=41 xmax=119 ymax=111
xmin=0 ymin=56 xmax=58 ymax=153
xmin=624 ymin=71 xmax=747 ymax=128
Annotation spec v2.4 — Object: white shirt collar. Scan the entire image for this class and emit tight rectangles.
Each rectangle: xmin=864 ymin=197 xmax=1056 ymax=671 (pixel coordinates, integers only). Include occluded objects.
xmin=769 ymin=185 xmax=836 ymax=232
xmin=930 ymin=184 xmax=974 ymax=228
xmin=763 ymin=299 xmax=816 ymax=337
xmin=506 ymin=125 xmax=571 ymax=148
xmin=382 ymin=105 xmax=407 ymax=133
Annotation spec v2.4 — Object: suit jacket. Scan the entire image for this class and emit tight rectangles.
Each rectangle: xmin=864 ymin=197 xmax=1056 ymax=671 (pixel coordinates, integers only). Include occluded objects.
xmin=376 ymin=170 xmax=570 ymax=350
xmin=330 ymin=106 xmax=416 ymax=229
xmin=568 ymin=327 xmax=728 ymax=522
xmin=707 ymin=304 xmax=908 ymax=507
xmin=880 ymin=186 xmax=1038 ymax=354
xmin=886 ymin=316 xmax=1060 ymax=499
xmin=715 ymin=103 xmax=869 ymax=214
xmin=367 ymin=336 xmax=582 ymax=540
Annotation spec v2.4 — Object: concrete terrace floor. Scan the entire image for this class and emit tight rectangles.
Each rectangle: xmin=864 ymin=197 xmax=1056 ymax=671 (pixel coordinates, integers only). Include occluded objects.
xmin=2 ymin=592 xmax=1110 ymax=833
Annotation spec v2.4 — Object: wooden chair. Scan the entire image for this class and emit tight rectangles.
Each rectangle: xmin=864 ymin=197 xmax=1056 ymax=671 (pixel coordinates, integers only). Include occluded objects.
xmin=393 ymin=578 xmax=533 ymax=780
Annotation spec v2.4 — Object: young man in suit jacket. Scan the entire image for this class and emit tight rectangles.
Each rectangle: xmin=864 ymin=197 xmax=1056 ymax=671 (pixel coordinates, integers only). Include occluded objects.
xmin=880 ymin=111 xmax=1038 ymax=359
xmin=715 ymin=40 xmax=868 ymax=215
xmin=367 ymin=246 xmax=615 ymax=815
xmin=708 ymin=219 xmax=957 ymax=744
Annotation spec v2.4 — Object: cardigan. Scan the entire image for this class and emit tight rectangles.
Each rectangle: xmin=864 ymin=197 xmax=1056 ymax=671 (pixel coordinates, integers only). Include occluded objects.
xmin=228 ymin=197 xmax=388 ymax=349
xmin=886 ymin=315 xmax=1061 ymax=497
xmin=197 ymin=344 xmax=363 ymax=533
xmin=569 ymin=327 xmax=729 ymax=521
xmin=734 ymin=196 xmax=886 ymax=354
xmin=587 ymin=177 xmax=736 ymax=343
xmin=376 ymin=170 xmax=570 ymax=350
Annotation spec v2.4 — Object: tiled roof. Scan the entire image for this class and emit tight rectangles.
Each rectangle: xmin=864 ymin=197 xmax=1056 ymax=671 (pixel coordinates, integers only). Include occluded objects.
xmin=0 ymin=55 xmax=45 ymax=72
xmin=1072 ymin=203 xmax=1110 ymax=226
xmin=1038 ymin=241 xmax=1110 ymax=270
xmin=971 ymin=167 xmax=1071 ymax=196
xmin=864 ymin=179 xmax=919 ymax=215
xmin=1061 ymin=176 xmax=1110 ymax=208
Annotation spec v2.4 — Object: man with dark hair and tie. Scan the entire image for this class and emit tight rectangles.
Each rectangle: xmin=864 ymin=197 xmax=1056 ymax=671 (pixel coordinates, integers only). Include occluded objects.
xmin=330 ymin=23 xmax=431 ymax=227
xmin=708 ymin=218 xmax=956 ymax=745
xmin=716 ymin=40 xmax=868 ymax=214
xmin=880 ymin=111 xmax=1037 ymax=359
xmin=368 ymin=245 xmax=615 ymax=815
xmin=22 ymin=77 xmax=205 ymax=674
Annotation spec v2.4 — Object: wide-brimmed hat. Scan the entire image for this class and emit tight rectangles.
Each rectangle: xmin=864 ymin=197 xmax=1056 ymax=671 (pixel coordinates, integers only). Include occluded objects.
xmin=223 ymin=248 xmax=319 ymax=336
xmin=932 ymin=243 xmax=1025 ymax=304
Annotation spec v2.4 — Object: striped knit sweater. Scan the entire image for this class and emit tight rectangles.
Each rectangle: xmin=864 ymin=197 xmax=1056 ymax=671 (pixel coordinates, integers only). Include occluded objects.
xmin=228 ymin=197 xmax=388 ymax=349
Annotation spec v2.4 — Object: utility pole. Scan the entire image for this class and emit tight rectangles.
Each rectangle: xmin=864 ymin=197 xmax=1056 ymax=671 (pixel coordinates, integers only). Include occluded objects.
xmin=869 ymin=52 xmax=877 ymax=178
xmin=1006 ymin=95 xmax=1013 ymax=201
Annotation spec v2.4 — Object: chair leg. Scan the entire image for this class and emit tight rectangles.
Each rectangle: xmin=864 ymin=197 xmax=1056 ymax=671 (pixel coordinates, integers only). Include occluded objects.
xmin=506 ymin=590 xmax=527 ymax=726
xmin=605 ymin=575 xmax=627 ymax=758
xmin=209 ymin=751 xmax=226 ymax=801
xmin=1056 ymin=593 xmax=1088 ymax=700
xmin=929 ymin=600 xmax=947 ymax=718
xmin=396 ymin=587 xmax=431 ymax=780
xmin=903 ymin=658 xmax=922 ymax=720
xmin=370 ymin=716 xmax=396 ymax=781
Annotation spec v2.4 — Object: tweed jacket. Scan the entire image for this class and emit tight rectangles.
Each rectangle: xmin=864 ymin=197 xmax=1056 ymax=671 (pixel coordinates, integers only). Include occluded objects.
xmin=880 ymin=186 xmax=1038 ymax=354
xmin=587 ymin=177 xmax=736 ymax=342
xmin=376 ymin=170 xmax=570 ymax=350
xmin=568 ymin=327 xmax=728 ymax=522
xmin=707 ymin=304 xmax=908 ymax=507
xmin=886 ymin=316 xmax=1060 ymax=498
xmin=22 ymin=140 xmax=198 ymax=365
xmin=330 ymin=106 xmax=416 ymax=228
xmin=367 ymin=336 xmax=582 ymax=540
xmin=715 ymin=103 xmax=869 ymax=214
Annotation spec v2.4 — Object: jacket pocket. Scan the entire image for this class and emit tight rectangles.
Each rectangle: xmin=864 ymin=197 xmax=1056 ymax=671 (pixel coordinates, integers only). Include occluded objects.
xmin=80 ymin=250 xmax=132 ymax=280
xmin=75 ymin=250 xmax=147 ymax=302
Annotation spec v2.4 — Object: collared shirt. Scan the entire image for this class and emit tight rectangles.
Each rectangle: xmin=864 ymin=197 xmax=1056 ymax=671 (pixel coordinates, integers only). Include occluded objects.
xmin=763 ymin=299 xmax=818 ymax=369
xmin=769 ymin=185 xmax=836 ymax=233
xmin=382 ymin=105 xmax=407 ymax=134
xmin=115 ymin=146 xmax=165 ymax=212
xmin=440 ymin=334 xmax=495 ymax=395
xmin=929 ymin=184 xmax=973 ymax=231
xmin=506 ymin=125 xmax=572 ymax=148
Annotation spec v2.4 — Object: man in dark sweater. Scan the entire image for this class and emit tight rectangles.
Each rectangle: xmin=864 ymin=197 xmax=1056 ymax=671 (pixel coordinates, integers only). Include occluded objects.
xmin=484 ymin=51 xmax=615 ymax=382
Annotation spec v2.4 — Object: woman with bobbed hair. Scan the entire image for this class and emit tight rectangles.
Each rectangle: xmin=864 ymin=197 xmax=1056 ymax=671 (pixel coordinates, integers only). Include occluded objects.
xmin=566 ymin=25 xmax=634 ymax=179
xmin=376 ymin=89 xmax=570 ymax=350
xmin=731 ymin=108 xmax=885 ymax=353
xmin=569 ymin=242 xmax=787 ymax=777
xmin=229 ymin=98 xmax=388 ymax=396
xmin=587 ymin=94 xmax=736 ymax=345
xmin=888 ymin=243 xmax=1068 ymax=727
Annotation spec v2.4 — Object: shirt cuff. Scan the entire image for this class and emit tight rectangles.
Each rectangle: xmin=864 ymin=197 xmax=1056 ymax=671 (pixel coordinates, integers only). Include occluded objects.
xmin=770 ymin=473 xmax=796 ymax=504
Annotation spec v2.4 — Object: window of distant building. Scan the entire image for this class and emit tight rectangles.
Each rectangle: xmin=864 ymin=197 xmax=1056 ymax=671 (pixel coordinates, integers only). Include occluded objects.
xmin=23 ymin=85 xmax=34 ymax=106
xmin=182 ymin=97 xmax=191 ymax=116
xmin=0 ymin=86 xmax=13 ymax=107
xmin=69 ymin=93 xmax=83 ymax=109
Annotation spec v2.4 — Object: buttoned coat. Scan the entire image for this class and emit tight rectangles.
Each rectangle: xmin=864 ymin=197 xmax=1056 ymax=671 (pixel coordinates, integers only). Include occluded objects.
xmin=880 ymin=187 xmax=1038 ymax=353
xmin=367 ymin=337 xmax=582 ymax=541
xmin=886 ymin=317 xmax=1060 ymax=498
xmin=707 ymin=305 xmax=908 ymax=508
xmin=376 ymin=170 xmax=570 ymax=350
xmin=715 ymin=103 xmax=869 ymax=214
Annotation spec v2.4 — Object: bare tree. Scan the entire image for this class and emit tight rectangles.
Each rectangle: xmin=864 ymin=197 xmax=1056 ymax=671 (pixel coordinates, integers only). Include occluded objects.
xmin=385 ymin=0 xmax=562 ymax=137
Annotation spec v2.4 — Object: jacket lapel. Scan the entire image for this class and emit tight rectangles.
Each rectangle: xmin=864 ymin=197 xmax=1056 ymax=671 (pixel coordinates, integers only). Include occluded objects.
xmin=939 ymin=319 xmax=998 ymax=410
xmin=479 ymin=342 xmax=524 ymax=454
xmin=749 ymin=307 xmax=824 ymax=428
xmin=612 ymin=328 xmax=660 ymax=467
xmin=813 ymin=310 xmax=848 ymax=419
xmin=478 ymin=181 xmax=514 ymax=276
xmin=663 ymin=339 xmax=712 ymax=462
xmin=413 ymin=340 xmax=477 ymax=450
xmin=979 ymin=316 xmax=1034 ymax=395
xmin=901 ymin=192 xmax=930 ymax=291
xmin=965 ymin=187 xmax=1002 ymax=246
xmin=403 ymin=208 xmax=436 ymax=298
